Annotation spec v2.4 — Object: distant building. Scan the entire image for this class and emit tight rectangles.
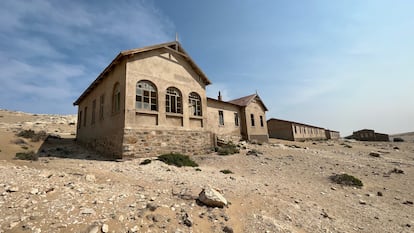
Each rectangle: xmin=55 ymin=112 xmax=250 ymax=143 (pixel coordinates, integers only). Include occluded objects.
xmin=267 ymin=118 xmax=330 ymax=141
xmin=325 ymin=130 xmax=340 ymax=140
xmin=347 ymin=129 xmax=389 ymax=142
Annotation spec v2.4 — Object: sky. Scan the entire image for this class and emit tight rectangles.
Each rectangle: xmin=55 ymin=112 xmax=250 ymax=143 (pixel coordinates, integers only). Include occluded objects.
xmin=0 ymin=0 xmax=413 ymax=136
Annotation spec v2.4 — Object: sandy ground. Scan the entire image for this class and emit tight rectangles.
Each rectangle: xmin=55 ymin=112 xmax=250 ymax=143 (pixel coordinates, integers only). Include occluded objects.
xmin=0 ymin=109 xmax=413 ymax=233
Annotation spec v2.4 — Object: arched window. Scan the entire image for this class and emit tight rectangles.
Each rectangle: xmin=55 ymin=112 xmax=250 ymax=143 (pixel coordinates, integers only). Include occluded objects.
xmin=189 ymin=92 xmax=202 ymax=116
xmin=136 ymin=80 xmax=157 ymax=111
xmin=166 ymin=87 xmax=182 ymax=113
xmin=112 ymin=83 xmax=121 ymax=113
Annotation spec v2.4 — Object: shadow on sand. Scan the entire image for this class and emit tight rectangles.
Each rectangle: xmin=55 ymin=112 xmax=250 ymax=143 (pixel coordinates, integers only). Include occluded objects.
xmin=37 ymin=136 xmax=116 ymax=161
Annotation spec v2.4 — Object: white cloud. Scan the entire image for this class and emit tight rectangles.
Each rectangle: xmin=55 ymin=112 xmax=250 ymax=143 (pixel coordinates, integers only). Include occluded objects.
xmin=0 ymin=0 xmax=175 ymax=114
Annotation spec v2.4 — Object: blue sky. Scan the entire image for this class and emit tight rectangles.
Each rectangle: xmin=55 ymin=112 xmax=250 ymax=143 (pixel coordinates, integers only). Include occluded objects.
xmin=0 ymin=0 xmax=413 ymax=136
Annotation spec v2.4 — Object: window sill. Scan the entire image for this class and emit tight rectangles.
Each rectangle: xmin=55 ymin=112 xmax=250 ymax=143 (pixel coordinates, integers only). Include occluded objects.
xmin=135 ymin=109 xmax=158 ymax=116
xmin=189 ymin=115 xmax=203 ymax=120
xmin=166 ymin=112 xmax=183 ymax=117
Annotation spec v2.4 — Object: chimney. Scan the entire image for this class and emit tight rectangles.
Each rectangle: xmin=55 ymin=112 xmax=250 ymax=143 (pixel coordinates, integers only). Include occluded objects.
xmin=218 ymin=91 xmax=222 ymax=101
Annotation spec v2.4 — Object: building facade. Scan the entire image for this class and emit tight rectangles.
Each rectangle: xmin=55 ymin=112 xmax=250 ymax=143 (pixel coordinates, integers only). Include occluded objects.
xmin=206 ymin=93 xmax=269 ymax=143
xmin=74 ymin=41 xmax=269 ymax=158
xmin=267 ymin=118 xmax=335 ymax=141
xmin=325 ymin=130 xmax=340 ymax=140
xmin=347 ymin=129 xmax=389 ymax=141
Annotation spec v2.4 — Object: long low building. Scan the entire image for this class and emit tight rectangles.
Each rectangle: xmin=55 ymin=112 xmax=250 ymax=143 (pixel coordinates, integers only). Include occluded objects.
xmin=267 ymin=118 xmax=340 ymax=141
xmin=346 ymin=129 xmax=389 ymax=141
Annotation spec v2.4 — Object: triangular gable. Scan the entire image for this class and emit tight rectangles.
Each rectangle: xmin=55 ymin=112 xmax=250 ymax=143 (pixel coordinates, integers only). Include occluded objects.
xmin=74 ymin=41 xmax=211 ymax=105
xmin=229 ymin=94 xmax=268 ymax=111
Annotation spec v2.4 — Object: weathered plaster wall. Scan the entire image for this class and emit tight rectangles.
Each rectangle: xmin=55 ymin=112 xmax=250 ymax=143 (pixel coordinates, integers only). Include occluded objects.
xmin=206 ymin=99 xmax=242 ymax=142
xmin=243 ymin=98 xmax=268 ymax=142
xmin=267 ymin=120 xmax=294 ymax=141
xmin=124 ymin=49 xmax=208 ymax=131
xmin=76 ymin=60 xmax=127 ymax=158
xmin=292 ymin=124 xmax=326 ymax=141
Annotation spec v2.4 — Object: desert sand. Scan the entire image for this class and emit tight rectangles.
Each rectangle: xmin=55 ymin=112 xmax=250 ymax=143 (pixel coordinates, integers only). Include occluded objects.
xmin=0 ymin=109 xmax=413 ymax=233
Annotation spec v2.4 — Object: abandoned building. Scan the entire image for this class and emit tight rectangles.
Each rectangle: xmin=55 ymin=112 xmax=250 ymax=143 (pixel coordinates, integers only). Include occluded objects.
xmin=73 ymin=41 xmax=269 ymax=158
xmin=325 ymin=129 xmax=340 ymax=140
xmin=207 ymin=92 xmax=269 ymax=143
xmin=267 ymin=118 xmax=337 ymax=141
xmin=346 ymin=129 xmax=389 ymax=142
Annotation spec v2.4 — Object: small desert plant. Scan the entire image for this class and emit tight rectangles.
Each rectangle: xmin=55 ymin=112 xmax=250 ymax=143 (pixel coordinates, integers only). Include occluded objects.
xmin=140 ymin=159 xmax=152 ymax=165
xmin=17 ymin=130 xmax=48 ymax=142
xmin=217 ymin=141 xmax=239 ymax=156
xmin=390 ymin=168 xmax=404 ymax=174
xmin=329 ymin=173 xmax=363 ymax=187
xmin=220 ymin=169 xmax=233 ymax=174
xmin=246 ymin=149 xmax=263 ymax=156
xmin=15 ymin=151 xmax=38 ymax=161
xmin=195 ymin=168 xmax=202 ymax=172
xmin=157 ymin=153 xmax=198 ymax=167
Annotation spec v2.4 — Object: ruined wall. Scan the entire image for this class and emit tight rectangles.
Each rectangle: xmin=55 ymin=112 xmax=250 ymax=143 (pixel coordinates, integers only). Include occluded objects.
xmin=325 ymin=130 xmax=340 ymax=140
xmin=206 ymin=99 xmax=242 ymax=142
xmin=243 ymin=98 xmax=268 ymax=143
xmin=122 ymin=129 xmax=213 ymax=158
xmin=267 ymin=119 xmax=294 ymax=141
xmin=76 ymin=59 xmax=127 ymax=158
xmin=293 ymin=125 xmax=326 ymax=141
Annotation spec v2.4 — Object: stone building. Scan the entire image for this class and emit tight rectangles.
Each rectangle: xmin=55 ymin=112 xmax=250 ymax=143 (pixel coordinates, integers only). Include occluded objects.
xmin=325 ymin=130 xmax=340 ymax=140
xmin=267 ymin=118 xmax=329 ymax=141
xmin=207 ymin=92 xmax=269 ymax=143
xmin=346 ymin=129 xmax=389 ymax=141
xmin=73 ymin=41 xmax=269 ymax=158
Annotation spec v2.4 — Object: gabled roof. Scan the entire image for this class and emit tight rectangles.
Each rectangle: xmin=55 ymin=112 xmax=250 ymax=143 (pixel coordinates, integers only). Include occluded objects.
xmin=228 ymin=94 xmax=268 ymax=111
xmin=206 ymin=97 xmax=241 ymax=107
xmin=74 ymin=41 xmax=211 ymax=105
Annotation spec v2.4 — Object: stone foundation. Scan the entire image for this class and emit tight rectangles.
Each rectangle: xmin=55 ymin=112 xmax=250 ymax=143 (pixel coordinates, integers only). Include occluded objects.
xmin=78 ymin=132 xmax=124 ymax=159
xmin=215 ymin=134 xmax=242 ymax=144
xmin=122 ymin=129 xmax=213 ymax=158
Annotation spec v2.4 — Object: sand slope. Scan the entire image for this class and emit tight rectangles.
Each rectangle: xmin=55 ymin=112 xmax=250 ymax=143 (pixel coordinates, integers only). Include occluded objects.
xmin=0 ymin=109 xmax=413 ymax=233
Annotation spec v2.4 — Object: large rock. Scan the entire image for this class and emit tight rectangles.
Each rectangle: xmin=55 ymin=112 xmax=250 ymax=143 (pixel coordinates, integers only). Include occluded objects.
xmin=198 ymin=187 xmax=228 ymax=208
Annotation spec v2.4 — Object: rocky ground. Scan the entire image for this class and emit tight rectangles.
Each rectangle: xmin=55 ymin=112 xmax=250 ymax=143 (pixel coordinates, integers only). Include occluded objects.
xmin=0 ymin=109 xmax=413 ymax=233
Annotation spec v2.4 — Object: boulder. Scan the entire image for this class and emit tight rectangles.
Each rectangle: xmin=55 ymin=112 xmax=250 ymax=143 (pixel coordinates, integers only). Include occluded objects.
xmin=369 ymin=152 xmax=381 ymax=158
xmin=198 ymin=187 xmax=227 ymax=208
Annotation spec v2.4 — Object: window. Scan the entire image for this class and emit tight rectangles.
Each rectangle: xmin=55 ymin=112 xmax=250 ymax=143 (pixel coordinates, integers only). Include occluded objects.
xmin=250 ymin=114 xmax=255 ymax=126
xmin=78 ymin=110 xmax=82 ymax=129
xmin=219 ymin=110 xmax=224 ymax=126
xmin=189 ymin=92 xmax=202 ymax=116
xmin=166 ymin=87 xmax=182 ymax=113
xmin=260 ymin=116 xmax=264 ymax=127
xmin=112 ymin=83 xmax=121 ymax=113
xmin=294 ymin=125 xmax=297 ymax=134
xmin=99 ymin=94 xmax=105 ymax=120
xmin=136 ymin=80 xmax=157 ymax=111
xmin=83 ymin=106 xmax=87 ymax=127
xmin=91 ymin=99 xmax=96 ymax=125
xmin=234 ymin=113 xmax=239 ymax=126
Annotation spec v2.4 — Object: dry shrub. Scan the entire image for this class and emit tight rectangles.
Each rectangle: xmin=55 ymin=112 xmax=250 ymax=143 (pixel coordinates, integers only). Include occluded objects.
xmin=330 ymin=173 xmax=363 ymax=187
